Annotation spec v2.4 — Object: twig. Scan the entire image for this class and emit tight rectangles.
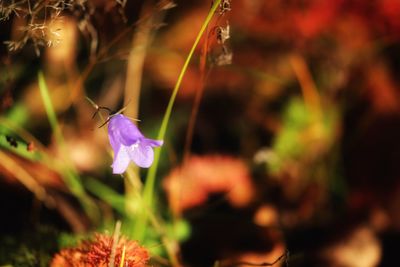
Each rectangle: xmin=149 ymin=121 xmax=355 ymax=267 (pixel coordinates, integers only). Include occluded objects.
xmin=224 ymin=250 xmax=289 ymax=267
xmin=109 ymin=220 xmax=122 ymax=267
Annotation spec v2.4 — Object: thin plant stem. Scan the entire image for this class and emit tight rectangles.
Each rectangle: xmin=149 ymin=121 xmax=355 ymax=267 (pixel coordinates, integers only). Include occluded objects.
xmin=143 ymin=0 xmax=222 ymax=212
xmin=134 ymin=0 xmax=222 ymax=243
xmin=124 ymin=174 xmax=180 ymax=267
xmin=183 ymin=10 xmax=227 ymax=163
xmin=70 ymin=3 xmax=172 ymax=106
xmin=183 ymin=22 xmax=211 ymax=164
xmin=38 ymin=72 xmax=99 ymax=223
xmin=131 ymin=2 xmax=222 ymax=263
xmin=38 ymin=72 xmax=64 ymax=146
xmin=226 ymin=250 xmax=289 ymax=267
xmin=109 ymin=221 xmax=122 ymax=267
xmin=290 ymin=54 xmax=321 ymax=120
xmin=119 ymin=245 xmax=126 ymax=267
xmin=123 ymin=0 xmax=158 ymax=226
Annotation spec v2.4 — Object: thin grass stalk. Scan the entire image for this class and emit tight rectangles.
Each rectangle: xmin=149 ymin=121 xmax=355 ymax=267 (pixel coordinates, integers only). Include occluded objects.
xmin=134 ymin=0 xmax=222 ymax=242
xmin=183 ymin=8 xmax=227 ymax=163
xmin=144 ymin=0 xmax=222 ymax=209
xmin=125 ymin=174 xmax=180 ymax=267
xmin=123 ymin=1 xmax=155 ymax=227
xmin=38 ymin=72 xmax=99 ymax=223
xmin=109 ymin=221 xmax=122 ymax=267
xmin=290 ymin=55 xmax=322 ymax=119
xmin=119 ymin=245 xmax=126 ymax=267
xmin=183 ymin=22 xmax=211 ymax=163
xmin=38 ymin=72 xmax=64 ymax=146
xmin=69 ymin=3 xmax=171 ymax=106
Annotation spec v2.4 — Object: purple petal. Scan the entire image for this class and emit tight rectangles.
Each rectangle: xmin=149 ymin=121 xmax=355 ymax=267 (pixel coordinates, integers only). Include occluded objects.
xmin=108 ymin=114 xmax=143 ymax=146
xmin=107 ymin=114 xmax=164 ymax=173
xmin=111 ymin=146 xmax=131 ymax=174
xmin=108 ymin=123 xmax=121 ymax=154
xmin=142 ymin=138 xmax=163 ymax=147
xmin=127 ymin=141 xmax=154 ymax=168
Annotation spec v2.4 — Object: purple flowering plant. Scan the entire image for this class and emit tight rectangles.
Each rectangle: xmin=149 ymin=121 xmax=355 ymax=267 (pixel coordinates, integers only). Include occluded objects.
xmin=107 ymin=114 xmax=163 ymax=174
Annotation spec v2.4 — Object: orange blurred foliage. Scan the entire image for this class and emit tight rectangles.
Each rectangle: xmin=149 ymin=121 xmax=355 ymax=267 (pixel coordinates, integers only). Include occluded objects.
xmin=163 ymin=155 xmax=254 ymax=214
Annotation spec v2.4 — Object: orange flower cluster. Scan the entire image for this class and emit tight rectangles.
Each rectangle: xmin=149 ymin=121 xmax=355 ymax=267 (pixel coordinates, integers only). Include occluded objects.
xmin=163 ymin=155 xmax=254 ymax=214
xmin=51 ymin=234 xmax=149 ymax=267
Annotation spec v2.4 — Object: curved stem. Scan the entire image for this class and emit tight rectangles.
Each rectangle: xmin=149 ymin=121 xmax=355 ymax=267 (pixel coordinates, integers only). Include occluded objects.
xmin=134 ymin=0 xmax=222 ymax=244
xmin=144 ymin=0 xmax=221 ymax=208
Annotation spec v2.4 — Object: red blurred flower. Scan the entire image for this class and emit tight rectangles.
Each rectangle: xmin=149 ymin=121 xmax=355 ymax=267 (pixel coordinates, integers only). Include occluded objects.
xmin=163 ymin=155 xmax=254 ymax=214
xmin=51 ymin=233 xmax=149 ymax=267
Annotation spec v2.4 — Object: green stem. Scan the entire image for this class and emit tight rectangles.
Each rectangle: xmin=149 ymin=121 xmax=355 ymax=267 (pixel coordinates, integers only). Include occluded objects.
xmin=38 ymin=72 xmax=99 ymax=223
xmin=38 ymin=72 xmax=64 ymax=146
xmin=134 ymin=0 xmax=222 ymax=242
xmin=144 ymin=0 xmax=221 ymax=208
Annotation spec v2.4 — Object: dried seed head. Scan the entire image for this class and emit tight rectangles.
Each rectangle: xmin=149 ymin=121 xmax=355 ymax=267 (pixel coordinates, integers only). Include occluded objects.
xmin=219 ymin=0 xmax=231 ymax=15
xmin=214 ymin=47 xmax=233 ymax=66
xmin=216 ymin=23 xmax=230 ymax=44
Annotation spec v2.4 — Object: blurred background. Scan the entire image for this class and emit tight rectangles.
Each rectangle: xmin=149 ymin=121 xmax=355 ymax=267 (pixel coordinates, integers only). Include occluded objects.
xmin=1 ymin=0 xmax=400 ymax=266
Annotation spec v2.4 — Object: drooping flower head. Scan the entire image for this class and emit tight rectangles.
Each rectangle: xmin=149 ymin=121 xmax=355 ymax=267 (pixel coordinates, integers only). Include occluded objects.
xmin=108 ymin=114 xmax=163 ymax=174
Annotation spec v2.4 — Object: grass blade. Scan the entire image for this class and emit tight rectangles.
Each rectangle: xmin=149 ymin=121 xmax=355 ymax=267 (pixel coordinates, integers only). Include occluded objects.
xmin=38 ymin=71 xmax=99 ymax=223
xmin=133 ymin=0 xmax=222 ymax=242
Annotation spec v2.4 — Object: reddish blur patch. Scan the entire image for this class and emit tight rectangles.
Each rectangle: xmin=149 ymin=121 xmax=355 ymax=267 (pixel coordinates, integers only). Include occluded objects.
xmin=163 ymin=155 xmax=254 ymax=214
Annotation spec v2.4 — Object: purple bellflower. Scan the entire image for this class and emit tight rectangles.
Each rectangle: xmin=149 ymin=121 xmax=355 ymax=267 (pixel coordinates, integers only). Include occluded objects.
xmin=108 ymin=114 xmax=163 ymax=174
